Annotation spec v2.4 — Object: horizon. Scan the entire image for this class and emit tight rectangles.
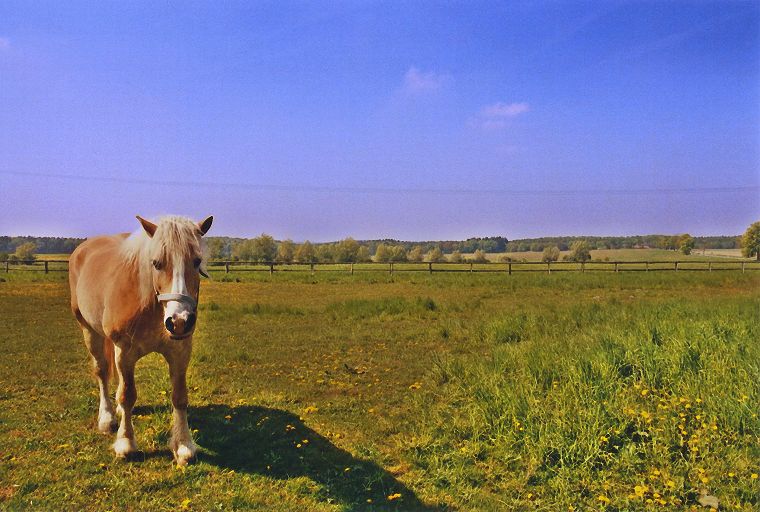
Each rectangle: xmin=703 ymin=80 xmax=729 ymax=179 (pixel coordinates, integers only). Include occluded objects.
xmin=0 ymin=229 xmax=743 ymax=245
xmin=1 ymin=2 xmax=758 ymax=240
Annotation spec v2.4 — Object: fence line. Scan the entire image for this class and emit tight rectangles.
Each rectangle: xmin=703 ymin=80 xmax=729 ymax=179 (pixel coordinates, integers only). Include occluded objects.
xmin=4 ymin=259 xmax=759 ymax=275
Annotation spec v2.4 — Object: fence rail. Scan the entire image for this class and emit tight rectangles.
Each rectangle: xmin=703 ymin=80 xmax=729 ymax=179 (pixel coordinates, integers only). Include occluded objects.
xmin=4 ymin=259 xmax=760 ymax=275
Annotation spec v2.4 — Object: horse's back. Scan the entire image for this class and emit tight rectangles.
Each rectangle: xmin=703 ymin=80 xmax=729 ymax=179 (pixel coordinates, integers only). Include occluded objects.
xmin=69 ymin=234 xmax=129 ymax=332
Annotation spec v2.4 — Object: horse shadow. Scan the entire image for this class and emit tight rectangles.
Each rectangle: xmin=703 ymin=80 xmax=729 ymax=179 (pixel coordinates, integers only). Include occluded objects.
xmin=133 ymin=404 xmax=445 ymax=511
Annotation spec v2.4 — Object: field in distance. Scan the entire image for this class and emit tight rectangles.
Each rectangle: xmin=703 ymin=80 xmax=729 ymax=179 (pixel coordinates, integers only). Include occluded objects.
xmin=0 ymin=271 xmax=758 ymax=510
xmin=26 ymin=248 xmax=755 ymax=263
xmin=486 ymin=248 xmax=751 ymax=262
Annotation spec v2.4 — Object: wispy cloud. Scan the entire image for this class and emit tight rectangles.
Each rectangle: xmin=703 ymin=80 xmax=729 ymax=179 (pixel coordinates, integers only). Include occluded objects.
xmin=470 ymin=101 xmax=530 ymax=130
xmin=401 ymin=66 xmax=448 ymax=94
xmin=0 ymin=37 xmax=10 ymax=51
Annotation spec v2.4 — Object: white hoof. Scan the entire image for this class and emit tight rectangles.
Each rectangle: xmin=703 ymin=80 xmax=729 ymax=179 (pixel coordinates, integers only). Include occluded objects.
xmin=174 ymin=442 xmax=197 ymax=466
xmin=113 ymin=437 xmax=137 ymax=458
xmin=98 ymin=412 xmax=117 ymax=433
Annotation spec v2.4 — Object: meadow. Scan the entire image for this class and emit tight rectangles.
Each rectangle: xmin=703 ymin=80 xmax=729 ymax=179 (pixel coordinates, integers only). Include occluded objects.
xmin=0 ymin=269 xmax=757 ymax=511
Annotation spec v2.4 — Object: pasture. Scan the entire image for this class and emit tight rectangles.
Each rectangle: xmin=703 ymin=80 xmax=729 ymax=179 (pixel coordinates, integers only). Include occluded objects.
xmin=0 ymin=270 xmax=758 ymax=510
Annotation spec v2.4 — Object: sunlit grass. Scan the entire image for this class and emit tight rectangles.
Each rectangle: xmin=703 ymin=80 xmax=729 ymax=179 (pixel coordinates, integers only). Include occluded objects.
xmin=0 ymin=271 xmax=757 ymax=510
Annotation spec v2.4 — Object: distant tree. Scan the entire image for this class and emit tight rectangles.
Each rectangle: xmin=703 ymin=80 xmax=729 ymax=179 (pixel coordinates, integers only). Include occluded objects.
xmin=407 ymin=246 xmax=424 ymax=262
xmin=471 ymin=249 xmax=489 ymax=263
xmin=449 ymin=250 xmax=464 ymax=263
xmin=231 ymin=239 xmax=253 ymax=261
xmin=425 ymin=247 xmax=446 ymax=263
xmin=741 ymin=221 xmax=760 ymax=260
xmin=529 ymin=242 xmax=542 ymax=252
xmin=294 ymin=241 xmax=316 ymax=263
xmin=334 ymin=237 xmax=360 ymax=263
xmin=14 ymin=242 xmax=37 ymax=263
xmin=206 ymin=238 xmax=226 ymax=260
xmin=250 ymin=234 xmax=277 ymax=262
xmin=315 ymin=244 xmax=334 ymax=263
xmin=569 ymin=240 xmax=591 ymax=262
xmin=678 ymin=234 xmax=695 ymax=255
xmin=542 ymin=246 xmax=560 ymax=262
xmin=277 ymin=239 xmax=296 ymax=263
xmin=356 ymin=246 xmax=372 ymax=263
xmin=0 ymin=253 xmax=7 ymax=262
xmin=373 ymin=243 xmax=391 ymax=262
xmin=390 ymin=245 xmax=408 ymax=262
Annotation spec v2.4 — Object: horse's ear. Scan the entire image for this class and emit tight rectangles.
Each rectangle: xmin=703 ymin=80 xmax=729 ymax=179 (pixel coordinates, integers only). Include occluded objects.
xmin=198 ymin=215 xmax=213 ymax=236
xmin=136 ymin=215 xmax=157 ymax=238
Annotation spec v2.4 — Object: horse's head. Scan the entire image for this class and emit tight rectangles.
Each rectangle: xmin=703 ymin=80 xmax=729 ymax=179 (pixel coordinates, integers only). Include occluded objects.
xmin=136 ymin=215 xmax=213 ymax=340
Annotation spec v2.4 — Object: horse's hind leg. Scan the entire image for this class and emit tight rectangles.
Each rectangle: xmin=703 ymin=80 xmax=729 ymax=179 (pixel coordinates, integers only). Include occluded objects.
xmin=81 ymin=327 xmax=117 ymax=433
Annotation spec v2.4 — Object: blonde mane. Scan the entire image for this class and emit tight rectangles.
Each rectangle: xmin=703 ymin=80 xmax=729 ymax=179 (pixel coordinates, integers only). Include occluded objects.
xmin=121 ymin=216 xmax=206 ymax=306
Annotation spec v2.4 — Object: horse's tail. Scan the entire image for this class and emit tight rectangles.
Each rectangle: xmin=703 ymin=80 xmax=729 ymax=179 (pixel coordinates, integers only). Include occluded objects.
xmin=104 ymin=337 xmax=116 ymax=383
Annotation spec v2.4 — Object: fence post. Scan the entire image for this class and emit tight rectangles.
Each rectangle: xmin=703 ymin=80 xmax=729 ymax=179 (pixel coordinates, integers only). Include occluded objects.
xmin=508 ymin=262 xmax=512 ymax=275
xmin=310 ymin=263 xmax=315 ymax=275
xmin=350 ymin=263 xmax=354 ymax=275
xmin=581 ymin=262 xmax=585 ymax=273
xmin=269 ymin=263 xmax=274 ymax=275
xmin=44 ymin=261 xmax=49 ymax=274
xmin=675 ymin=262 xmax=678 ymax=272
xmin=614 ymin=262 xmax=618 ymax=273
xmin=428 ymin=262 xmax=432 ymax=275
xmin=390 ymin=262 xmax=394 ymax=275
xmin=470 ymin=262 xmax=473 ymax=273
xmin=5 ymin=261 xmax=8 ymax=272
xmin=225 ymin=262 xmax=230 ymax=273
xmin=742 ymin=262 xmax=745 ymax=273
xmin=547 ymin=262 xmax=551 ymax=274
xmin=708 ymin=262 xmax=712 ymax=272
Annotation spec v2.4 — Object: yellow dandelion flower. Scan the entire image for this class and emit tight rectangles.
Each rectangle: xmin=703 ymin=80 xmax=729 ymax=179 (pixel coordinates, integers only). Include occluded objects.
xmin=751 ymin=473 xmax=758 ymax=479
xmin=596 ymin=494 xmax=610 ymax=504
xmin=180 ymin=498 xmax=191 ymax=510
xmin=387 ymin=493 xmax=402 ymax=501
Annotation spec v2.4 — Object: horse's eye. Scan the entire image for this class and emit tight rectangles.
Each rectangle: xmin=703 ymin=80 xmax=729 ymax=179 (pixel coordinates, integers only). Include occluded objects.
xmin=193 ymin=257 xmax=202 ymax=268
xmin=152 ymin=260 xmax=162 ymax=270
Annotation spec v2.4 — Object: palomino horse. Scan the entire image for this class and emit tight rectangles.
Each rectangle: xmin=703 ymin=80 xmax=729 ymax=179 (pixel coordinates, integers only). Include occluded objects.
xmin=69 ymin=215 xmax=213 ymax=465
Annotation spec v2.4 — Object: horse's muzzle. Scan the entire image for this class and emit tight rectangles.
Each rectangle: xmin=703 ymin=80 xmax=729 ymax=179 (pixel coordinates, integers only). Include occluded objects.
xmin=165 ymin=313 xmax=196 ymax=338
xmin=157 ymin=293 xmax=198 ymax=339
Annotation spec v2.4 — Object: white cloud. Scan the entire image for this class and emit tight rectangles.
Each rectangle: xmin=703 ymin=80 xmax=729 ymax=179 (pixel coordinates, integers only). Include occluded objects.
xmin=402 ymin=66 xmax=447 ymax=94
xmin=481 ymin=101 xmax=530 ymax=118
xmin=0 ymin=37 xmax=10 ymax=51
xmin=470 ymin=101 xmax=530 ymax=130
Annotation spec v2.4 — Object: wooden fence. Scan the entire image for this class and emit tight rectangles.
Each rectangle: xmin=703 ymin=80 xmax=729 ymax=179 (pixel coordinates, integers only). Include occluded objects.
xmin=5 ymin=259 xmax=760 ymax=275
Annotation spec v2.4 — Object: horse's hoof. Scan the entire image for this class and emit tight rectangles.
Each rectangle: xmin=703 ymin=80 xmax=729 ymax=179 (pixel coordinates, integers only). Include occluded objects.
xmin=113 ymin=437 xmax=138 ymax=458
xmin=174 ymin=444 xmax=197 ymax=466
xmin=97 ymin=414 xmax=117 ymax=434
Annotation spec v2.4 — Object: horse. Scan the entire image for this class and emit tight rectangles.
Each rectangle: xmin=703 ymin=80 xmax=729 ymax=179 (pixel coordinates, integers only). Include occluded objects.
xmin=69 ymin=214 xmax=213 ymax=465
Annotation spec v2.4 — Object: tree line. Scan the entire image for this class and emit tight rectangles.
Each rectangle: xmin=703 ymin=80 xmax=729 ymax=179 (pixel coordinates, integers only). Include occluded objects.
xmin=2 ymin=228 xmax=757 ymax=264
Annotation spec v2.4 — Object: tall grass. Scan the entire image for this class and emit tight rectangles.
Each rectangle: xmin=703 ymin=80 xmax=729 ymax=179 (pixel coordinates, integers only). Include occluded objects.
xmin=404 ymin=298 xmax=760 ymax=510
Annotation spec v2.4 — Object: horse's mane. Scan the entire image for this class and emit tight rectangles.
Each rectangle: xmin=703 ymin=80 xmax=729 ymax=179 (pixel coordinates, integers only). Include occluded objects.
xmin=121 ymin=216 xmax=206 ymax=307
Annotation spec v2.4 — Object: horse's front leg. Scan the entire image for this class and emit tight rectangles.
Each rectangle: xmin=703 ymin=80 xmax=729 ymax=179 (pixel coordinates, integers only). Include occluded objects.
xmin=113 ymin=345 xmax=139 ymax=458
xmin=164 ymin=346 xmax=196 ymax=466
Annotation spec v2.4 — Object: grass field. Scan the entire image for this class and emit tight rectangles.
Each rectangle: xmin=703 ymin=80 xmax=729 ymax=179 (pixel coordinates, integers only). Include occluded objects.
xmin=0 ymin=271 xmax=758 ymax=511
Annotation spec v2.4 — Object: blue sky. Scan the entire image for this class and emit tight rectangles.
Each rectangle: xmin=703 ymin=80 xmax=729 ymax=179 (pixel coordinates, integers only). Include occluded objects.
xmin=0 ymin=1 xmax=758 ymax=240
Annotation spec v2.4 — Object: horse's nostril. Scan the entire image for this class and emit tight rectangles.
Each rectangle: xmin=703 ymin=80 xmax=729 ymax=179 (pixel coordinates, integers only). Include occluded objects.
xmin=186 ymin=313 xmax=196 ymax=331
xmin=165 ymin=317 xmax=175 ymax=334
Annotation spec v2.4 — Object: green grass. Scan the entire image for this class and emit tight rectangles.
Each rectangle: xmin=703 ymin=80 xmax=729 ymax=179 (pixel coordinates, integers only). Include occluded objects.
xmin=0 ymin=271 xmax=758 ymax=510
